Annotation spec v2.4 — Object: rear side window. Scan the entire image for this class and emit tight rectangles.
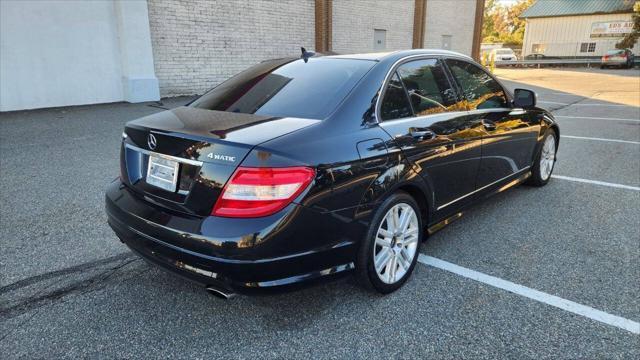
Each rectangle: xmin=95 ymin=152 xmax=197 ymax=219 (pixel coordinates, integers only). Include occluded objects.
xmin=191 ymin=58 xmax=374 ymax=120
xmin=396 ymin=59 xmax=460 ymax=116
xmin=445 ymin=59 xmax=508 ymax=110
xmin=380 ymin=72 xmax=413 ymax=121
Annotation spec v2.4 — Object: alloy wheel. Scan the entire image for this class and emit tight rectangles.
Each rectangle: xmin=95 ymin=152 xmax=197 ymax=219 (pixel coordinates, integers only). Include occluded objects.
xmin=540 ymin=135 xmax=556 ymax=180
xmin=373 ymin=203 xmax=419 ymax=284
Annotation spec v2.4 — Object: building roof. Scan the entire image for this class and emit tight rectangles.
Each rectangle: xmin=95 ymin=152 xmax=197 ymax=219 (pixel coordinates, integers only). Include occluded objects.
xmin=521 ymin=0 xmax=636 ymax=19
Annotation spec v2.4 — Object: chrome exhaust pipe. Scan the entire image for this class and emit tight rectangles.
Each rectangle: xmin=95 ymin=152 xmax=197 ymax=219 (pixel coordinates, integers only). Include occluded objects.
xmin=205 ymin=285 xmax=236 ymax=299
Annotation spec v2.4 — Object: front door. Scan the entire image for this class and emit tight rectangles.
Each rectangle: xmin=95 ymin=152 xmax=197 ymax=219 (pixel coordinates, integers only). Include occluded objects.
xmin=377 ymin=58 xmax=484 ymax=215
xmin=444 ymin=58 xmax=539 ymax=188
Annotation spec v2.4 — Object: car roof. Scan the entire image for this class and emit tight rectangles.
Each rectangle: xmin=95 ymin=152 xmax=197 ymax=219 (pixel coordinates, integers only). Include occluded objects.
xmin=264 ymin=49 xmax=475 ymax=66
xmin=324 ymin=49 xmax=473 ymax=62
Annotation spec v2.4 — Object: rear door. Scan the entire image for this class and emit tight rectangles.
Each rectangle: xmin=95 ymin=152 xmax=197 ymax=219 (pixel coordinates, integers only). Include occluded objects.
xmin=444 ymin=58 xmax=539 ymax=189
xmin=377 ymin=57 xmax=484 ymax=214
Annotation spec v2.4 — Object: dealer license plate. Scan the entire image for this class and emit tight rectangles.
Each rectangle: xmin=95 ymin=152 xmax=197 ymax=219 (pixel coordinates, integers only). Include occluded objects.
xmin=146 ymin=155 xmax=179 ymax=192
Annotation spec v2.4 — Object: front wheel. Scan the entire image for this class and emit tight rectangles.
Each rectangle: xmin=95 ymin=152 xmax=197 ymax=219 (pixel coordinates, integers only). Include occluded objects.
xmin=526 ymin=129 xmax=557 ymax=186
xmin=356 ymin=192 xmax=422 ymax=294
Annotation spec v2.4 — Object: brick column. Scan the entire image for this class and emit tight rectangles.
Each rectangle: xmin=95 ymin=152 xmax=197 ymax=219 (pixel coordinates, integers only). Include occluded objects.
xmin=471 ymin=0 xmax=485 ymax=61
xmin=412 ymin=0 xmax=426 ymax=49
xmin=315 ymin=0 xmax=332 ymax=52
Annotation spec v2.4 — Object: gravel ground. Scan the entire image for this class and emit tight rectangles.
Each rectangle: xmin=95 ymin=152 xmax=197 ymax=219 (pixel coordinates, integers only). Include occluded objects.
xmin=1 ymin=69 xmax=638 ymax=358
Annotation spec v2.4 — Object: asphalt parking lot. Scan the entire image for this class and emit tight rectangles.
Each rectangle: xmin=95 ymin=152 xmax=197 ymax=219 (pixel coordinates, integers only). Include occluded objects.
xmin=1 ymin=68 xmax=639 ymax=358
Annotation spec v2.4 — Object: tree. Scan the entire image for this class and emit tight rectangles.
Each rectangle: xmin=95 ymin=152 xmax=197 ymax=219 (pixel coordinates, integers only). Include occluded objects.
xmin=482 ymin=0 xmax=535 ymax=46
xmin=482 ymin=0 xmax=499 ymax=42
xmin=616 ymin=2 xmax=640 ymax=49
xmin=482 ymin=0 xmax=502 ymax=43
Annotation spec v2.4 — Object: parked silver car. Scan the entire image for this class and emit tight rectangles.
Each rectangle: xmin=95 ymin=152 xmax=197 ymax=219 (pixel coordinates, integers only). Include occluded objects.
xmin=601 ymin=49 xmax=635 ymax=69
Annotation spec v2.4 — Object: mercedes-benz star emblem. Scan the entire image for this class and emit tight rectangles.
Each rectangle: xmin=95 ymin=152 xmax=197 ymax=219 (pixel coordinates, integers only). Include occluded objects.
xmin=147 ymin=133 xmax=157 ymax=150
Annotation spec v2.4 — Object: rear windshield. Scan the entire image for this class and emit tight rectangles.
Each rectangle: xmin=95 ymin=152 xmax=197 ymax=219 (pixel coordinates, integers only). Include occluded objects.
xmin=496 ymin=49 xmax=513 ymax=54
xmin=191 ymin=58 xmax=374 ymax=120
xmin=606 ymin=49 xmax=624 ymax=55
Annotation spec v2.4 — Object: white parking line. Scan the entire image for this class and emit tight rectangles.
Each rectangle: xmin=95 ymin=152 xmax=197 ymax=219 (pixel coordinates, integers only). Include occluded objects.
xmin=561 ymin=135 xmax=640 ymax=145
xmin=573 ymin=104 xmax=630 ymax=107
xmin=418 ymin=254 xmax=640 ymax=334
xmin=539 ymin=101 xmax=630 ymax=107
xmin=551 ymin=175 xmax=640 ymax=191
xmin=555 ymin=115 xmax=640 ymax=122
xmin=539 ymin=101 xmax=570 ymax=105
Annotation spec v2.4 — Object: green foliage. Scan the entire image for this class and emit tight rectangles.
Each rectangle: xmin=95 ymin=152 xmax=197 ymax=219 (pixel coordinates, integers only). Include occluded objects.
xmin=482 ymin=0 xmax=535 ymax=45
xmin=616 ymin=2 xmax=640 ymax=49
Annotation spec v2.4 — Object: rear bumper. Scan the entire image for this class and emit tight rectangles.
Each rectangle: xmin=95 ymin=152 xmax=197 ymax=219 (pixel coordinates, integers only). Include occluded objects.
xmin=105 ymin=180 xmax=360 ymax=293
xmin=601 ymin=59 xmax=627 ymax=65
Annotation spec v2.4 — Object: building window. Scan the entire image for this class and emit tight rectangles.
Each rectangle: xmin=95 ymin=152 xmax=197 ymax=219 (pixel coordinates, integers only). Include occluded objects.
xmin=532 ymin=43 xmax=545 ymax=54
xmin=580 ymin=42 xmax=596 ymax=53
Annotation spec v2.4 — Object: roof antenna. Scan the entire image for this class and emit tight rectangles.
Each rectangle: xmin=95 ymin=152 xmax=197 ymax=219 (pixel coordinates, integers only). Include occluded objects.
xmin=301 ymin=47 xmax=315 ymax=63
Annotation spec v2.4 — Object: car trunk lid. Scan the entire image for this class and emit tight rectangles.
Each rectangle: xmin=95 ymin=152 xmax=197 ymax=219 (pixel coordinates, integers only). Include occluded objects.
xmin=121 ymin=106 xmax=318 ymax=216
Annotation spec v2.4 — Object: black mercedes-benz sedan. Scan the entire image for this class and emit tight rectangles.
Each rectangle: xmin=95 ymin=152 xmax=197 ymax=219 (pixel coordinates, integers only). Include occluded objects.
xmin=106 ymin=49 xmax=559 ymax=296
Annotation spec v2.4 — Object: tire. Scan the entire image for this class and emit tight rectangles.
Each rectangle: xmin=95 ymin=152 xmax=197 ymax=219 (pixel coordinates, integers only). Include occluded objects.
xmin=356 ymin=191 xmax=423 ymax=294
xmin=600 ymin=65 xmax=605 ymax=69
xmin=526 ymin=129 xmax=557 ymax=187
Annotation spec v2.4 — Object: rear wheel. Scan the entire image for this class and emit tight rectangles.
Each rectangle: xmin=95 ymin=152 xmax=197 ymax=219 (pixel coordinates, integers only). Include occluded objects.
xmin=356 ymin=192 xmax=422 ymax=294
xmin=526 ymin=129 xmax=557 ymax=187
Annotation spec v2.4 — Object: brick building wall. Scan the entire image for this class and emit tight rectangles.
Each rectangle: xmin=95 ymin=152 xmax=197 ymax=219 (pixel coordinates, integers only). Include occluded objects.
xmin=332 ymin=0 xmax=414 ymax=54
xmin=1 ymin=0 xmax=480 ymax=110
xmin=147 ymin=0 xmax=315 ymax=97
xmin=147 ymin=0 xmax=478 ymax=98
xmin=423 ymin=0 xmax=477 ymax=55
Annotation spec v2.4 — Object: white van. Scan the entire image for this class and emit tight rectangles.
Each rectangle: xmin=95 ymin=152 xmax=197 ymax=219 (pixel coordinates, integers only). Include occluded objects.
xmin=490 ymin=48 xmax=517 ymax=61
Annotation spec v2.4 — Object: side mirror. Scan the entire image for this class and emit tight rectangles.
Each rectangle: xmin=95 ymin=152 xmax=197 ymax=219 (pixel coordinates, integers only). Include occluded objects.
xmin=513 ymin=88 xmax=536 ymax=108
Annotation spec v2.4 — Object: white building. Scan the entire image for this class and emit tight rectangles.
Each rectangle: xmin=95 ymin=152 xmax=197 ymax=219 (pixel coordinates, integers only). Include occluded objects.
xmin=1 ymin=0 xmax=483 ymax=112
xmin=521 ymin=0 xmax=639 ymax=57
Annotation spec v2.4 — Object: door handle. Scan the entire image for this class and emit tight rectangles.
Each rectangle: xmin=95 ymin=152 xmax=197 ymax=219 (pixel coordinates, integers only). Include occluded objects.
xmin=481 ymin=119 xmax=496 ymax=130
xmin=409 ymin=127 xmax=436 ymax=140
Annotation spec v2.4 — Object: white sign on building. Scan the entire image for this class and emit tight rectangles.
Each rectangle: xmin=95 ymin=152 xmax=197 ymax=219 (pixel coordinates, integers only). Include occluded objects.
xmin=590 ymin=21 xmax=634 ymax=38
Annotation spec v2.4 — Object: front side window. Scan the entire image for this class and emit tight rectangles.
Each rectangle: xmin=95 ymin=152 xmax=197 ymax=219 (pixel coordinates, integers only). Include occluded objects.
xmin=191 ymin=58 xmax=374 ymax=120
xmin=396 ymin=59 xmax=461 ymax=116
xmin=445 ymin=59 xmax=508 ymax=110
xmin=380 ymin=72 xmax=413 ymax=121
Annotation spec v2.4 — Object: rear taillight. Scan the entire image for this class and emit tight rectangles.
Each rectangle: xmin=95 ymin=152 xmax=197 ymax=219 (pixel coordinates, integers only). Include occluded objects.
xmin=212 ymin=167 xmax=315 ymax=218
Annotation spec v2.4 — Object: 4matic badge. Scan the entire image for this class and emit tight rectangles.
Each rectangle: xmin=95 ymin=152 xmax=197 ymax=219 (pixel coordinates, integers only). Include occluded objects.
xmin=208 ymin=153 xmax=236 ymax=162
